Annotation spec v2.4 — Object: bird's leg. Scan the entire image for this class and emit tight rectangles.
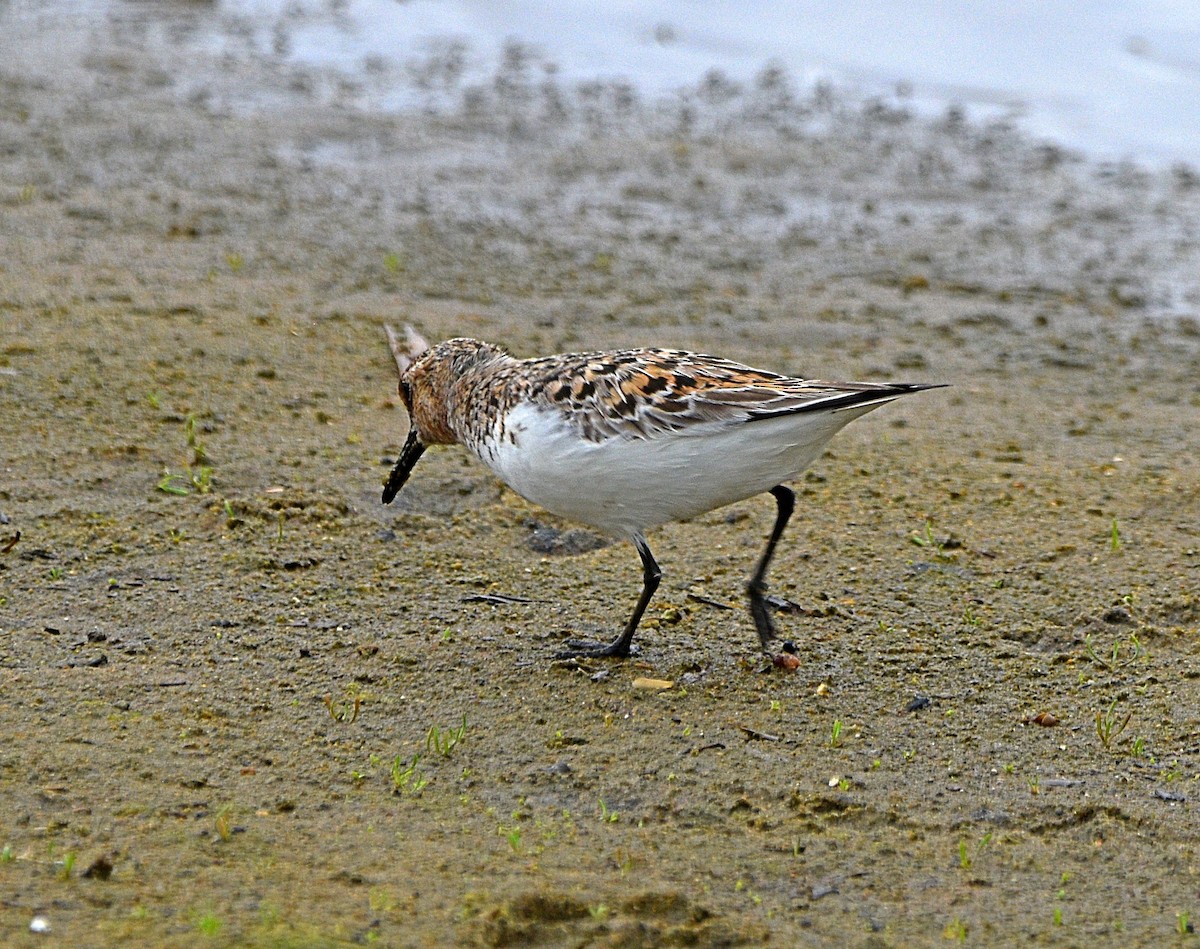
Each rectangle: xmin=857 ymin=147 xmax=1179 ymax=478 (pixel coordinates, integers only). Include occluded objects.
xmin=556 ymin=535 xmax=661 ymax=659
xmin=746 ymin=485 xmax=795 ymax=651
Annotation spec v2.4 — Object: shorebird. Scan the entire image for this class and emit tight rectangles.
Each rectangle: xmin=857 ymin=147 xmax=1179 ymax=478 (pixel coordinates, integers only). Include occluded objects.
xmin=382 ymin=326 xmax=941 ymax=659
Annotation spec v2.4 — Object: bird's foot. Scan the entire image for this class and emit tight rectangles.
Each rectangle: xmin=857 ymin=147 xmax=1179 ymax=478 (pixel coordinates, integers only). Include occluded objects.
xmin=554 ymin=638 xmax=637 ymax=660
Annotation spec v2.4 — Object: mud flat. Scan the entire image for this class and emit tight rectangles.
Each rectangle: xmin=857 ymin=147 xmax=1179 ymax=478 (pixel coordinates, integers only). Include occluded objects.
xmin=2 ymin=5 xmax=1200 ymax=946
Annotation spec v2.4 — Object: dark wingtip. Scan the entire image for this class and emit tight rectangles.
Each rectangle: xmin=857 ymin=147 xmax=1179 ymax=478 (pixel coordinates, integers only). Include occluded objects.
xmin=748 ymin=380 xmax=948 ymax=421
xmin=382 ymin=428 xmax=426 ymax=504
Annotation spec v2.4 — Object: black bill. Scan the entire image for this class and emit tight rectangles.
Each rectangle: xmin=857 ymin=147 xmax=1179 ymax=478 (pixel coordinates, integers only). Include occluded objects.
xmin=382 ymin=428 xmax=426 ymax=504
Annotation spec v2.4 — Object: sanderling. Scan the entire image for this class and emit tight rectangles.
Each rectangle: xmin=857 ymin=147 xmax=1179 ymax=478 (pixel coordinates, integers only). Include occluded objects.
xmin=382 ymin=326 xmax=942 ymax=659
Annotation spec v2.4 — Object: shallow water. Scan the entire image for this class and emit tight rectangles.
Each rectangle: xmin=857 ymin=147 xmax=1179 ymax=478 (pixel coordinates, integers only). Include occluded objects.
xmin=17 ymin=0 xmax=1200 ymax=165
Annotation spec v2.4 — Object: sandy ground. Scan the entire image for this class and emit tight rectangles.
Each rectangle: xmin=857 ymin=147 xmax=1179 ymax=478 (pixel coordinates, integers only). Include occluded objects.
xmin=3 ymin=4 xmax=1200 ymax=947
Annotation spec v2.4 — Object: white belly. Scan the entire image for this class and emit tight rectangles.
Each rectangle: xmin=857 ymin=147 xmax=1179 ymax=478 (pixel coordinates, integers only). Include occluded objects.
xmin=484 ymin=401 xmax=877 ymax=538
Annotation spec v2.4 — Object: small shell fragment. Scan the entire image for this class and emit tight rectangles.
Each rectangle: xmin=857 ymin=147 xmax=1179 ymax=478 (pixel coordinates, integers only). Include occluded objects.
xmin=30 ymin=917 xmax=50 ymax=934
xmin=632 ymin=677 xmax=674 ymax=691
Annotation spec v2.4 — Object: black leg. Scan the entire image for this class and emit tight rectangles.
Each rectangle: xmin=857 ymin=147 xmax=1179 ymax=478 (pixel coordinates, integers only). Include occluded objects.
xmin=556 ymin=534 xmax=661 ymax=659
xmin=746 ymin=485 xmax=795 ymax=651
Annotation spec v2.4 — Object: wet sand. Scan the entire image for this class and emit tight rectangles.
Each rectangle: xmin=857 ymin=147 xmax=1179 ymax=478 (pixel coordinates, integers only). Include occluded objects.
xmin=2 ymin=5 xmax=1200 ymax=946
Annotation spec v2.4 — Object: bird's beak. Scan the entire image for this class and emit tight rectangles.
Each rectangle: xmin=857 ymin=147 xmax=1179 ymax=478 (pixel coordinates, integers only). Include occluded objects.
xmin=382 ymin=427 xmax=426 ymax=504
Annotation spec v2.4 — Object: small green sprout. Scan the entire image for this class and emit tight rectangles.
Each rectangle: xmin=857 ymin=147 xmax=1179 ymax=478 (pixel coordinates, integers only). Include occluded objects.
xmin=426 ymin=715 xmax=468 ymax=757
xmin=196 ymin=911 xmax=222 ymax=936
xmin=911 ymin=521 xmax=939 ymax=549
xmin=214 ymin=805 xmax=233 ymax=842
xmin=1084 ymin=632 xmax=1145 ymax=672
xmin=391 ymin=755 xmax=428 ymax=795
xmin=958 ymin=832 xmax=992 ymax=871
xmin=504 ymin=827 xmax=522 ymax=853
xmin=910 ymin=520 xmax=956 ymax=560
xmin=157 ymin=469 xmax=191 ymax=496
xmin=1095 ymin=697 xmax=1131 ymax=750
xmin=324 ymin=693 xmax=362 ymax=724
xmin=829 ymin=719 xmax=843 ymax=748
xmin=190 ymin=466 xmax=213 ymax=494
xmin=612 ymin=847 xmax=634 ymax=875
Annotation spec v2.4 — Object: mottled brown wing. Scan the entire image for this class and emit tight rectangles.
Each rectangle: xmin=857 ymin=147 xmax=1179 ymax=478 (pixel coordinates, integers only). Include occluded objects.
xmin=524 ymin=348 xmax=923 ymax=441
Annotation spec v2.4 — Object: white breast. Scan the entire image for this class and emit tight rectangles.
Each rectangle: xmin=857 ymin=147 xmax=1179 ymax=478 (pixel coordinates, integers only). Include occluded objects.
xmin=482 ymin=400 xmax=877 ymax=538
